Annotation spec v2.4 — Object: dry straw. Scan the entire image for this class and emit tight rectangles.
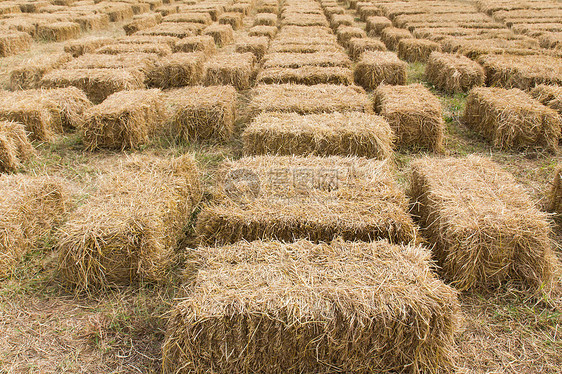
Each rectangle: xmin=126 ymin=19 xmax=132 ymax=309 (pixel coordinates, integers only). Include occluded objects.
xmin=397 ymin=38 xmax=441 ymax=62
xmin=235 ymin=36 xmax=269 ymax=61
xmin=0 ymin=31 xmax=32 ymax=57
xmin=123 ymin=15 xmax=159 ymax=35
xmin=147 ymin=52 xmax=206 ymax=88
xmin=36 ymin=22 xmax=81 ymax=41
xmin=248 ymin=25 xmax=277 ymax=38
xmin=165 ymin=85 xmax=236 ymax=142
xmin=203 ymin=23 xmax=234 ymax=46
xmin=64 ymin=37 xmax=113 ymax=57
xmin=354 ymin=51 xmax=407 ymax=90
xmin=218 ymin=12 xmax=243 ymax=30
xmin=281 ymin=14 xmax=329 ymax=27
xmin=380 ymin=27 xmax=412 ymax=50
xmin=95 ymin=43 xmax=172 ymax=56
xmin=250 ymin=84 xmax=372 ymax=115
xmin=374 ymin=84 xmax=444 ymax=152
xmin=409 ymin=155 xmax=559 ymax=294
xmin=531 ymin=84 xmax=562 ymax=114
xmin=196 ymin=155 xmax=418 ymax=244
xmin=117 ymin=35 xmax=179 ymax=47
xmin=365 ymin=16 xmax=392 ymax=36
xmin=162 ymin=12 xmax=212 ymax=25
xmin=9 ymin=52 xmax=73 ymax=90
xmin=242 ymin=111 xmax=393 ymax=159
xmin=173 ymin=35 xmax=216 ymax=55
xmin=347 ymin=37 xmax=386 ymax=60
xmin=0 ymin=121 xmax=34 ymax=173
xmin=57 ymin=154 xmax=201 ymax=292
xmin=425 ymin=52 xmax=485 ymax=93
xmin=75 ymin=13 xmax=110 ymax=32
xmin=549 ymin=166 xmax=562 ymax=214
xmin=204 ymin=53 xmax=256 ymax=90
xmin=336 ymin=25 xmax=367 ymax=47
xmin=63 ymin=52 xmax=159 ymax=75
xmin=81 ymin=89 xmax=166 ymax=150
xmin=359 ymin=5 xmax=382 ymax=20
xmin=254 ymin=12 xmax=277 ymax=26
xmin=136 ymin=23 xmax=200 ymax=38
xmin=263 ymin=51 xmax=351 ymax=68
xmin=257 ymin=66 xmax=353 ymax=85
xmin=330 ymin=13 xmax=354 ymax=29
xmin=162 ymin=239 xmax=460 ymax=373
xmin=463 ymin=87 xmax=561 ymax=152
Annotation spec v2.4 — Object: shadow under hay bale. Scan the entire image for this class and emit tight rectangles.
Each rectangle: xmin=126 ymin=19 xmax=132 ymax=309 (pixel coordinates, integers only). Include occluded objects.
xmin=0 ymin=121 xmax=34 ymax=173
xmin=409 ymin=155 xmax=559 ymax=294
xmin=354 ymin=51 xmax=407 ymax=90
xmin=163 ymin=239 xmax=460 ymax=373
xmin=463 ymin=87 xmax=561 ymax=152
xmin=9 ymin=52 xmax=73 ymax=90
xmin=242 ymin=111 xmax=393 ymax=159
xmin=82 ymin=89 xmax=166 ymax=150
xmin=196 ymin=155 xmax=418 ymax=244
xmin=64 ymin=37 xmax=113 ymax=57
xmin=57 ymin=154 xmax=201 ymax=292
xmin=147 ymin=52 xmax=206 ymax=88
xmin=0 ymin=30 xmax=32 ymax=57
xmin=531 ymin=84 xmax=562 ymax=115
xmin=204 ymin=53 xmax=256 ymax=90
xmin=173 ymin=35 xmax=216 ymax=55
xmin=397 ymin=38 xmax=441 ymax=63
xmin=374 ymin=84 xmax=445 ymax=152
xmin=425 ymin=51 xmax=485 ymax=94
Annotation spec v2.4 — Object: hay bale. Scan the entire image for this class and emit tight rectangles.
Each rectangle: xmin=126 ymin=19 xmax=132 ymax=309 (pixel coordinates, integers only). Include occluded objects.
xmin=549 ymin=166 xmax=562 ymax=214
xmin=354 ymin=51 xmax=407 ymax=90
xmin=282 ymin=14 xmax=329 ymax=27
xmin=248 ymin=25 xmax=277 ymax=38
xmin=257 ymin=66 xmax=353 ymax=85
xmin=63 ymin=52 xmax=159 ymax=76
xmin=36 ymin=22 xmax=81 ymax=41
xmin=270 ymin=40 xmax=342 ymax=53
xmin=374 ymin=84 xmax=444 ymax=152
xmin=425 ymin=52 xmax=485 ymax=94
xmin=0 ymin=175 xmax=69 ymax=278
xmin=163 ymin=12 xmax=212 ymax=25
xmin=380 ymin=27 xmax=412 ymax=50
xmin=0 ymin=31 xmax=31 ymax=57
xmin=123 ymin=15 xmax=159 ymax=35
xmin=95 ymin=43 xmax=172 ymax=56
xmin=40 ymin=68 xmax=145 ymax=104
xmin=117 ymin=35 xmax=179 ymax=48
xmin=82 ymin=89 xmax=165 ymax=150
xmin=250 ymin=84 xmax=372 ymax=114
xmin=9 ymin=52 xmax=73 ymax=90
xmin=0 ymin=93 xmax=56 ymax=141
xmin=173 ymin=35 xmax=216 ymax=55
xmin=104 ymin=3 xmax=134 ymax=22
xmin=539 ymin=32 xmax=562 ymax=49
xmin=64 ymin=37 xmax=113 ymax=57
xmin=74 ymin=13 xmax=110 ymax=32
xmin=147 ymin=52 xmax=205 ymax=88
xmin=463 ymin=87 xmax=561 ymax=151
xmin=202 ymin=23 xmax=234 ymax=46
xmin=235 ymin=36 xmax=269 ymax=61
xmin=263 ymin=51 xmax=351 ymax=69
xmin=204 ymin=53 xmax=256 ymax=90
xmin=165 ymin=85 xmax=236 ymax=142
xmin=218 ymin=11 xmax=243 ymax=30
xmin=366 ymin=16 xmax=392 ymax=37
xmin=57 ymin=154 xmax=201 ymax=291
xmin=162 ymin=239 xmax=460 ymax=373
xmin=479 ymin=54 xmax=562 ymax=90
xmin=330 ymin=13 xmax=354 ymax=29
xmin=0 ymin=121 xmax=34 ymax=173
xmin=196 ymin=155 xmax=418 ymax=244
xmin=242 ymin=111 xmax=393 ymax=158
xmin=347 ymin=37 xmax=386 ymax=60
xmin=531 ymin=84 xmax=562 ymax=115
xmin=336 ymin=25 xmax=367 ymax=47
xmin=226 ymin=3 xmax=251 ymax=15
xmin=136 ymin=23 xmax=200 ymax=38
xmin=409 ymin=155 xmax=559 ymax=293
xmin=254 ymin=12 xmax=277 ymax=26
xmin=359 ymin=5 xmax=382 ymax=20
xmin=397 ymin=38 xmax=441 ymax=63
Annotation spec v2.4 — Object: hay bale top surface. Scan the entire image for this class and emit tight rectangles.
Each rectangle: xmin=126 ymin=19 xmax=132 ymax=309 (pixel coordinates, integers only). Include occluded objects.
xmin=263 ymin=51 xmax=351 ymax=68
xmin=278 ymin=25 xmax=333 ymax=37
xmin=86 ymin=89 xmax=162 ymax=116
xmin=117 ymin=35 xmax=180 ymax=47
xmin=63 ymin=52 xmax=159 ymax=71
xmin=206 ymin=52 xmax=255 ymax=66
xmin=357 ymin=50 xmax=405 ymax=64
xmin=375 ymin=84 xmax=442 ymax=114
xmin=479 ymin=53 xmax=562 ymax=74
xmin=531 ymin=84 xmax=562 ymax=111
xmin=164 ymin=85 xmax=236 ymax=107
xmin=468 ymin=86 xmax=557 ymax=113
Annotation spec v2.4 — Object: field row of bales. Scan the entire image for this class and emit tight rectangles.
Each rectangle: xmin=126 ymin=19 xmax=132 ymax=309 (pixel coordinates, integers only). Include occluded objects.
xmin=0 ymin=0 xmax=561 ymax=372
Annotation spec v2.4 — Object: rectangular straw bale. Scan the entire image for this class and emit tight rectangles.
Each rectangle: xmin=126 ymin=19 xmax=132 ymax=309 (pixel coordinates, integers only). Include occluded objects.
xmin=173 ymin=35 xmax=216 ymax=54
xmin=397 ymin=38 xmax=441 ymax=63
xmin=479 ymin=54 xmax=562 ymax=90
xmin=235 ymin=36 xmax=269 ymax=61
xmin=409 ymin=155 xmax=559 ymax=293
xmin=136 ymin=23 xmax=200 ymax=38
xmin=263 ymin=51 xmax=351 ymax=69
xmin=36 ymin=22 xmax=81 ymax=41
xmin=549 ymin=166 xmax=562 ymax=214
xmin=0 ymin=31 xmax=32 ymax=57
xmin=278 ymin=26 xmax=333 ymax=38
xmin=218 ymin=12 xmax=243 ymax=30
xmin=0 ymin=175 xmax=69 ymax=278
xmin=380 ymin=27 xmax=413 ymax=50
xmin=0 ymin=93 xmax=56 ymax=141
xmin=82 ymin=89 xmax=165 ymax=150
xmin=336 ymin=25 xmax=367 ymax=46
xmin=269 ymin=41 xmax=342 ymax=54
xmin=0 ymin=121 xmax=34 ymax=173
xmin=359 ymin=5 xmax=382 ymax=20
xmin=40 ymin=68 xmax=145 ymax=104
xmin=123 ymin=15 xmax=159 ymax=35
xmin=374 ymin=84 xmax=444 ymax=152
xmin=248 ymin=25 xmax=277 ymax=38
xmin=330 ymin=13 xmax=354 ymax=29
xmin=104 ymin=3 xmax=134 ymax=22
xmin=463 ymin=87 xmax=561 ymax=152
xmin=147 ymin=52 xmax=205 ymax=88
xmin=64 ymin=37 xmax=113 ymax=57
xmin=63 ymin=52 xmax=159 ymax=75
xmin=242 ymin=111 xmax=393 ymax=158
xmin=95 ymin=43 xmax=172 ymax=56
xmin=204 ymin=53 xmax=256 ymax=90
xmin=425 ymin=52 xmax=485 ymax=93
xmin=226 ymin=3 xmax=251 ymax=15
xmin=196 ymin=155 xmax=418 ymax=244
xmin=366 ymin=16 xmax=392 ymax=36
xmin=282 ymin=14 xmax=329 ymax=27
xmin=354 ymin=51 xmax=407 ymax=90
xmin=257 ymin=66 xmax=353 ymax=85
xmin=117 ymin=35 xmax=179 ymax=47
xmin=254 ymin=12 xmax=277 ymax=26
xmin=56 ymin=154 xmax=201 ymax=291
xmin=347 ymin=37 xmax=386 ymax=60
xmin=74 ymin=13 xmax=110 ymax=31
xmin=250 ymin=84 xmax=372 ymax=114
xmin=163 ymin=12 xmax=212 ymax=25
xmin=531 ymin=84 xmax=562 ymax=115
xmin=165 ymin=85 xmax=236 ymax=142
xmin=202 ymin=23 xmax=234 ymax=46
xmin=9 ymin=52 xmax=73 ymax=90
xmin=163 ymin=239 xmax=460 ymax=374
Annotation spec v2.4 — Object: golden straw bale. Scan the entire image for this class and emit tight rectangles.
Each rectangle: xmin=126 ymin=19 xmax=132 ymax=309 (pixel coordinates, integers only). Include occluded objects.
xmin=57 ymin=154 xmax=201 ymax=291
xmin=36 ymin=22 xmax=81 ymax=41
xmin=117 ymin=35 xmax=179 ymax=48
xmin=165 ymin=85 xmax=236 ymax=142
xmin=410 ymin=155 xmax=559 ymax=294
xmin=254 ymin=12 xmax=277 ymax=26
xmin=330 ymin=13 xmax=353 ymax=29
xmin=64 ymin=37 xmax=113 ymax=57
xmin=74 ymin=13 xmax=110 ymax=32
xmin=354 ymin=51 xmax=407 ymax=90
xmin=204 ymin=53 xmax=256 ymax=90
xmin=95 ymin=43 xmax=172 ymax=56
xmin=202 ymin=23 xmax=234 ymax=46
xmin=278 ymin=26 xmax=333 ymax=38
xmin=104 ymin=2 xmax=134 ymax=22
xmin=218 ymin=12 xmax=243 ymax=30
xmin=123 ymin=15 xmax=159 ymax=35
xmin=248 ymin=25 xmax=277 ymax=38
xmin=63 ymin=52 xmax=159 ymax=76
xmin=531 ymin=84 xmax=562 ymax=115
xmin=380 ymin=27 xmax=413 ymax=50
xmin=257 ymin=66 xmax=353 ymax=85
xmin=549 ymin=166 xmax=562 ymax=214
xmin=173 ymin=35 xmax=216 ymax=55
xmin=9 ymin=52 xmax=73 ymax=90
xmin=0 ymin=92 xmax=57 ymax=141
xmin=226 ymin=3 xmax=251 ymax=15
xmin=136 ymin=23 xmax=200 ymax=38
xmin=163 ymin=12 xmax=212 ymax=25
xmin=263 ymin=51 xmax=351 ymax=69
xmin=282 ymin=14 xmax=329 ymax=27
xmin=463 ymin=87 xmax=561 ymax=152
xmin=374 ymin=84 xmax=444 ymax=152
xmin=347 ymin=37 xmax=386 ymax=60
xmin=336 ymin=25 xmax=367 ymax=47
xmin=365 ymin=15 xmax=392 ymax=36
xmin=242 ymin=111 xmax=393 ymax=158
xmin=163 ymin=238 xmax=460 ymax=373
xmin=359 ymin=5 xmax=382 ymax=21
xmin=235 ymin=36 xmax=269 ymax=61
xmin=147 ymin=52 xmax=206 ymax=88
xmin=81 ymin=89 xmax=166 ymax=150
xmin=269 ymin=40 xmax=342 ymax=53
xmin=0 ymin=31 xmax=32 ymax=57
xmin=196 ymin=155 xmax=418 ymax=244
xmin=397 ymin=38 xmax=441 ymax=63
xmin=425 ymin=52 xmax=485 ymax=93
xmin=0 ymin=121 xmax=34 ymax=173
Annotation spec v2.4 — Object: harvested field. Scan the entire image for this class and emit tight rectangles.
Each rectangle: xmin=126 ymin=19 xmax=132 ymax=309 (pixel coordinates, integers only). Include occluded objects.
xmin=163 ymin=239 xmax=460 ymax=373
xmin=242 ymin=111 xmax=393 ymax=158
xmin=204 ymin=52 xmax=255 ymax=90
xmin=196 ymin=155 xmax=418 ymax=244
xmin=257 ymin=66 xmax=353 ymax=85
xmin=254 ymin=12 xmax=277 ymax=26
xmin=397 ymin=38 xmax=441 ymax=63
xmin=531 ymin=84 xmax=562 ymax=115
xmin=354 ymin=51 xmax=407 ymax=89
xmin=57 ymin=154 xmax=200 ymax=291
xmin=63 ymin=52 xmax=158 ymax=75
xmin=0 ymin=120 xmax=34 ymax=173
xmin=410 ymin=155 xmax=559 ymax=294
xmin=136 ymin=23 xmax=200 ymax=38
xmin=123 ymin=15 xmax=159 ymax=35
xmin=463 ymin=87 xmax=561 ymax=152
xmin=162 ymin=12 xmax=212 ymax=25
xmin=146 ymin=52 xmax=205 ymax=88
xmin=426 ymin=52 xmax=485 ymax=93
xmin=217 ymin=12 xmax=243 ymax=30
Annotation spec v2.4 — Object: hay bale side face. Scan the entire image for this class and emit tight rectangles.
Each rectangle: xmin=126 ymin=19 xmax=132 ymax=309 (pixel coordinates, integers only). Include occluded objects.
xmin=218 ymin=12 xmax=243 ymax=30
xmin=374 ymin=84 xmax=444 ymax=152
xmin=425 ymin=52 xmax=485 ymax=93
xmin=235 ymin=37 xmax=269 ymax=61
xmin=365 ymin=16 xmax=392 ymax=36
xmin=254 ymin=12 xmax=277 ymax=26
xmin=257 ymin=66 xmax=353 ymax=85
xmin=196 ymin=155 xmax=418 ymax=245
xmin=354 ymin=51 xmax=407 ymax=90
xmin=347 ymin=37 xmax=386 ymax=60
xmin=166 ymin=85 xmax=236 ymax=142
xmin=463 ymin=87 xmax=561 ymax=152
xmin=336 ymin=25 xmax=367 ymax=47
xmin=202 ymin=23 xmax=234 ymax=46
xmin=36 ymin=22 xmax=81 ymax=42
xmin=75 ymin=13 xmax=110 ymax=32
xmin=9 ymin=52 xmax=73 ymax=90
xmin=409 ymin=155 xmax=559 ymax=293
xmin=242 ymin=111 xmax=393 ymax=158
xmin=82 ymin=89 xmax=165 ymax=150
xmin=0 ymin=95 xmax=56 ymax=141
xmin=0 ymin=31 xmax=32 ymax=57
xmin=0 ymin=121 xmax=34 ymax=173
xmin=530 ymin=84 xmax=562 ymax=115
xmin=380 ymin=27 xmax=413 ymax=50
xmin=95 ymin=43 xmax=172 ymax=56
xmin=549 ymin=166 xmax=562 ymax=214
xmin=248 ymin=25 xmax=277 ymax=38
xmin=173 ymin=35 xmax=216 ymax=55
xmin=163 ymin=239 xmax=460 ymax=373
xmin=147 ymin=52 xmax=206 ymax=88
xmin=397 ymin=38 xmax=441 ymax=63
xmin=64 ymin=37 xmax=113 ymax=57
xmin=57 ymin=154 xmax=201 ymax=291
xmin=204 ymin=53 xmax=256 ymax=90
